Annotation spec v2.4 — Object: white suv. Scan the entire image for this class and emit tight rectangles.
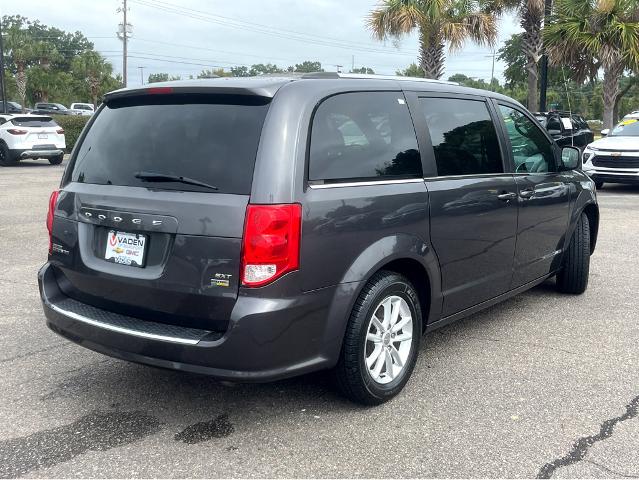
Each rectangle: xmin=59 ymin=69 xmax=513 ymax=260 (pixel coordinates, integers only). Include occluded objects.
xmin=69 ymin=103 xmax=95 ymax=116
xmin=0 ymin=114 xmax=66 ymax=166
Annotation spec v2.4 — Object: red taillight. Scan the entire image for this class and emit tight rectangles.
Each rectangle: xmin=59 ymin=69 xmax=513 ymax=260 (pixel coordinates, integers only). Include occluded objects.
xmin=56 ymin=128 xmax=64 ymax=134
xmin=241 ymin=204 xmax=302 ymax=287
xmin=7 ymin=128 xmax=27 ymax=135
xmin=47 ymin=190 xmax=60 ymax=253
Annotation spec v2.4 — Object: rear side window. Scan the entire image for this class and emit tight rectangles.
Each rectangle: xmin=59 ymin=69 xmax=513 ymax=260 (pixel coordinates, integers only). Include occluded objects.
xmin=11 ymin=117 xmax=56 ymax=127
xmin=419 ymin=97 xmax=502 ymax=176
xmin=309 ymin=92 xmax=422 ymax=182
xmin=70 ymin=95 xmax=269 ymax=194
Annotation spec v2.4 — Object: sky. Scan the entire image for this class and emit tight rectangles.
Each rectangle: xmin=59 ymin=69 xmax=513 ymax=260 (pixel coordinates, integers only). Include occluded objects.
xmin=4 ymin=0 xmax=523 ymax=87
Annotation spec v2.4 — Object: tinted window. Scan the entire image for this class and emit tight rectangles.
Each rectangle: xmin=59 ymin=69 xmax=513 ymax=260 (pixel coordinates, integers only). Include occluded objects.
xmin=309 ymin=92 xmax=421 ymax=182
xmin=419 ymin=97 xmax=502 ymax=176
xmin=71 ymin=95 xmax=269 ymax=194
xmin=546 ymin=116 xmax=562 ymax=131
xmin=11 ymin=116 xmax=56 ymax=127
xmin=499 ymin=105 xmax=556 ymax=173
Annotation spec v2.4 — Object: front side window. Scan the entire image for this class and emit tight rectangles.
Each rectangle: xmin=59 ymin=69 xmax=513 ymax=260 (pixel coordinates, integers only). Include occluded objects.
xmin=309 ymin=92 xmax=422 ymax=182
xmin=499 ymin=105 xmax=556 ymax=173
xmin=419 ymin=97 xmax=502 ymax=176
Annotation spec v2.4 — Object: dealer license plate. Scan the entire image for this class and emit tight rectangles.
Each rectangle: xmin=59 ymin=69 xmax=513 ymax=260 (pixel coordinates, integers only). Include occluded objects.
xmin=104 ymin=230 xmax=146 ymax=267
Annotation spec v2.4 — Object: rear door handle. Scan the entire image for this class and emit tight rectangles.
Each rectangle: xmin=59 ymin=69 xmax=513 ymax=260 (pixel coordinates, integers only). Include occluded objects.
xmin=519 ymin=189 xmax=535 ymax=199
xmin=497 ymin=192 xmax=517 ymax=201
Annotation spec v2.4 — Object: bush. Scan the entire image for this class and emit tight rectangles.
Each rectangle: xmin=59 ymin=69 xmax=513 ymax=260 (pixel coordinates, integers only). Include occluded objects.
xmin=52 ymin=115 xmax=90 ymax=152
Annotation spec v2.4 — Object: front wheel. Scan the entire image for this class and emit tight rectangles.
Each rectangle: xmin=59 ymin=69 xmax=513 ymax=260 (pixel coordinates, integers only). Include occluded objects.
xmin=556 ymin=213 xmax=590 ymax=294
xmin=334 ymin=271 xmax=422 ymax=405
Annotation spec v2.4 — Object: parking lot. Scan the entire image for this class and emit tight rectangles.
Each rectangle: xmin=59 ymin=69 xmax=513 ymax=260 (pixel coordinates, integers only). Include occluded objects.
xmin=0 ymin=159 xmax=637 ymax=478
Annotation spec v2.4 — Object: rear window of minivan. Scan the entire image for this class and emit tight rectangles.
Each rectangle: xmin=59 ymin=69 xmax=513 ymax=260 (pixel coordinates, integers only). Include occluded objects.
xmin=70 ymin=95 xmax=270 ymax=194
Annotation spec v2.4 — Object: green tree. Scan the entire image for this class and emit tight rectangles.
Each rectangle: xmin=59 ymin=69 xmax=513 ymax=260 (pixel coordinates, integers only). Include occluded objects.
xmin=197 ymin=68 xmax=231 ymax=78
xmin=396 ymin=63 xmax=425 ymax=77
xmin=72 ymin=51 xmax=118 ymax=106
xmin=147 ymin=72 xmax=181 ymax=83
xmin=291 ymin=61 xmax=323 ymax=73
xmin=230 ymin=66 xmax=250 ymax=77
xmin=249 ymin=63 xmax=284 ymax=75
xmin=4 ymin=25 xmax=35 ymax=110
xmin=544 ymin=0 xmax=639 ymax=128
xmin=368 ymin=0 xmax=498 ymax=79
xmin=351 ymin=67 xmax=375 ymax=74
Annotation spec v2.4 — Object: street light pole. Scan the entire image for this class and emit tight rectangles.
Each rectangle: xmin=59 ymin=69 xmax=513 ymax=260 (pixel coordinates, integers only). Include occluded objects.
xmin=138 ymin=66 xmax=144 ymax=85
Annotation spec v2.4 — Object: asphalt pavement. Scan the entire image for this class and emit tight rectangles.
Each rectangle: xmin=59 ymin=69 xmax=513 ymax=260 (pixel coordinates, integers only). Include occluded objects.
xmin=0 ymin=159 xmax=637 ymax=478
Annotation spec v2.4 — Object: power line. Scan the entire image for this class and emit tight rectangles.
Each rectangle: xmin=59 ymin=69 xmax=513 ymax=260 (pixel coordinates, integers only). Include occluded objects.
xmin=130 ymin=0 xmax=420 ymax=55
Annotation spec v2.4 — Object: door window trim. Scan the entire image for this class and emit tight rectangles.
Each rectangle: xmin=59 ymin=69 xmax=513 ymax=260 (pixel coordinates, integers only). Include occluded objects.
xmin=305 ymin=90 xmax=424 ymax=187
xmin=412 ymin=94 xmax=509 ymax=178
xmin=492 ymin=100 xmax=560 ymax=174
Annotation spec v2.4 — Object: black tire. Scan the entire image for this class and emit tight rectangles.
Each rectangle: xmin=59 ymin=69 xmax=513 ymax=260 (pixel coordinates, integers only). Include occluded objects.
xmin=556 ymin=213 xmax=590 ymax=294
xmin=0 ymin=143 xmax=18 ymax=166
xmin=594 ymin=180 xmax=604 ymax=189
xmin=48 ymin=154 xmax=64 ymax=165
xmin=334 ymin=270 xmax=422 ymax=405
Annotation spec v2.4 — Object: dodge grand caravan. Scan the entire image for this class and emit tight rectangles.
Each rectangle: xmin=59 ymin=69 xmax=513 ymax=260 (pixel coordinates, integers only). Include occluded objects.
xmin=39 ymin=74 xmax=599 ymax=404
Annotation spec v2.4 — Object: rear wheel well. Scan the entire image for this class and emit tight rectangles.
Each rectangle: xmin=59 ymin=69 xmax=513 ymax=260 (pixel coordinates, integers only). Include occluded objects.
xmin=582 ymin=204 xmax=599 ymax=253
xmin=377 ymin=258 xmax=431 ymax=332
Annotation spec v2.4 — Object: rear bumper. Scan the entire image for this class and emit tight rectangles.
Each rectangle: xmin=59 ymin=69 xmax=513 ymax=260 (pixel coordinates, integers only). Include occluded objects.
xmin=13 ymin=148 xmax=64 ymax=159
xmin=38 ymin=262 xmax=357 ymax=382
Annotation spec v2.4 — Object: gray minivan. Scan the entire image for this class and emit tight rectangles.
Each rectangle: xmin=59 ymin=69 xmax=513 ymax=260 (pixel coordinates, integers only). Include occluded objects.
xmin=39 ymin=74 xmax=599 ymax=404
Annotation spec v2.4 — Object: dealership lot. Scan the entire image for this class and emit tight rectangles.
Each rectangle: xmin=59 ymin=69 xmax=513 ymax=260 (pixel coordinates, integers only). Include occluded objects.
xmin=0 ymin=160 xmax=637 ymax=478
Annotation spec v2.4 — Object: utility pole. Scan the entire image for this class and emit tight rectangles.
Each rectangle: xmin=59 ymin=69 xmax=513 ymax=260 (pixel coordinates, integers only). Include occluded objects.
xmin=0 ymin=19 xmax=7 ymax=113
xmin=484 ymin=50 xmax=496 ymax=90
xmin=117 ymin=0 xmax=132 ymax=87
xmin=138 ymin=66 xmax=144 ymax=85
xmin=351 ymin=55 xmax=354 ymax=73
xmin=539 ymin=0 xmax=553 ymax=111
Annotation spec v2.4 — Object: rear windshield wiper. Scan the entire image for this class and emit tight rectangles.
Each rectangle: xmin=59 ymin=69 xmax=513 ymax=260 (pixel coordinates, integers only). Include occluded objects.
xmin=134 ymin=171 xmax=219 ymax=191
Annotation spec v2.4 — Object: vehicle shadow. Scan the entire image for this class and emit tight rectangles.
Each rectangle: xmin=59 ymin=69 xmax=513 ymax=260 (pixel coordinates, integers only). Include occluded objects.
xmin=42 ymin=279 xmax=562 ymax=422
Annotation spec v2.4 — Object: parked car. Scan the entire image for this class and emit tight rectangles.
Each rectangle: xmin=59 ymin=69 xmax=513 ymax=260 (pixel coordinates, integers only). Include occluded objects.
xmin=0 ymin=114 xmax=66 ymax=166
xmin=69 ymin=102 xmax=95 ymax=116
xmin=32 ymin=102 xmax=73 ymax=116
xmin=583 ymin=118 xmax=639 ymax=188
xmin=1 ymin=100 xmax=24 ymax=113
xmin=39 ymin=74 xmax=598 ymax=404
xmin=534 ymin=111 xmax=594 ymax=150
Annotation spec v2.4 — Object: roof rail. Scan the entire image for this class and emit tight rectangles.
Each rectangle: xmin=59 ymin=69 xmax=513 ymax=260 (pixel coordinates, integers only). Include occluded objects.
xmin=300 ymin=72 xmax=459 ymax=85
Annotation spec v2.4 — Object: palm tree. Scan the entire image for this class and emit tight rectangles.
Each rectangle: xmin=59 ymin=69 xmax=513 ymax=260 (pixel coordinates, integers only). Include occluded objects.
xmin=72 ymin=51 xmax=114 ymax=107
xmin=368 ymin=0 xmax=498 ymax=80
xmin=544 ymin=0 xmax=639 ymax=129
xmin=4 ymin=26 xmax=35 ymax=111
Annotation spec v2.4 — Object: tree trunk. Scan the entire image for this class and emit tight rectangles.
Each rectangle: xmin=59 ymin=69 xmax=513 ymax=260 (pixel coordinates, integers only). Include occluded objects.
xmin=526 ymin=58 xmax=539 ymax=111
xmin=521 ymin=2 xmax=543 ymax=112
xmin=15 ymin=65 xmax=27 ymax=113
xmin=418 ymin=26 xmax=445 ymax=80
xmin=602 ymin=64 xmax=623 ymax=129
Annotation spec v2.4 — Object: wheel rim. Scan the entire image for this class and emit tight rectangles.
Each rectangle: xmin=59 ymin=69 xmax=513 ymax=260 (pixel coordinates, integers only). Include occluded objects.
xmin=364 ymin=295 xmax=413 ymax=385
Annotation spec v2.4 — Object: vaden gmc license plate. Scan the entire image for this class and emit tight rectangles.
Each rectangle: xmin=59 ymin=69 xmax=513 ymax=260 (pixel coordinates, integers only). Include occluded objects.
xmin=104 ymin=230 xmax=146 ymax=267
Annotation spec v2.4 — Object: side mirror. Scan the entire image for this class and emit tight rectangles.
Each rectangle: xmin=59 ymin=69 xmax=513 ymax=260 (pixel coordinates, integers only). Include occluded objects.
xmin=547 ymin=129 xmax=562 ymax=136
xmin=560 ymin=146 xmax=581 ymax=171
xmin=601 ymin=129 xmax=609 ymax=137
